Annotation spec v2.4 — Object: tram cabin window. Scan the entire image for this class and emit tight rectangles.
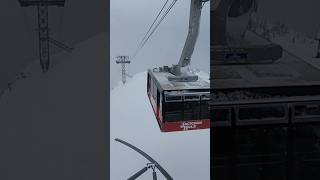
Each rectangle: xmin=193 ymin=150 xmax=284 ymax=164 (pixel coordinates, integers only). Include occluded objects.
xmin=165 ymin=95 xmax=182 ymax=102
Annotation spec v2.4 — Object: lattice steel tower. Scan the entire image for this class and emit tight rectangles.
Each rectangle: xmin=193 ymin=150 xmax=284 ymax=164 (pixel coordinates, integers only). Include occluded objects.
xmin=116 ymin=56 xmax=131 ymax=84
xmin=18 ymin=0 xmax=66 ymax=72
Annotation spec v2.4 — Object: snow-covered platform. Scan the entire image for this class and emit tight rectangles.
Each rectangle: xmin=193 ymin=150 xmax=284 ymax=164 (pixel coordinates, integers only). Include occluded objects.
xmin=212 ymin=31 xmax=320 ymax=90
xmin=212 ymin=50 xmax=320 ymax=90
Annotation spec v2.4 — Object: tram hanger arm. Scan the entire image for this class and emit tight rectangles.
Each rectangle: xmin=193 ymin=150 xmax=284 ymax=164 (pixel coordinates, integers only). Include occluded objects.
xmin=178 ymin=0 xmax=208 ymax=68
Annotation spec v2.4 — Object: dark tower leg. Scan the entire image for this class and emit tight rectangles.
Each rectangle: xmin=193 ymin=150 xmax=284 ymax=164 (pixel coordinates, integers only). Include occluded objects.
xmin=316 ymin=39 xmax=320 ymax=58
xmin=37 ymin=5 xmax=50 ymax=72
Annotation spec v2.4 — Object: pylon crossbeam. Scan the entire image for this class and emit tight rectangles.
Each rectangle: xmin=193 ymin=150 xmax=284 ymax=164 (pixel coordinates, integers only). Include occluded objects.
xmin=18 ymin=0 xmax=65 ymax=7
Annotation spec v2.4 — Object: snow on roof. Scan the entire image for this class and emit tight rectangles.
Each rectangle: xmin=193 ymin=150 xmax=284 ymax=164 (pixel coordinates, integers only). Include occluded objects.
xmin=150 ymin=69 xmax=210 ymax=91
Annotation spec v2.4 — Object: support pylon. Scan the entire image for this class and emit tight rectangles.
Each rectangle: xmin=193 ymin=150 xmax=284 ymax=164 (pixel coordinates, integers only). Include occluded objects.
xmin=116 ymin=56 xmax=131 ymax=84
xmin=18 ymin=0 xmax=66 ymax=72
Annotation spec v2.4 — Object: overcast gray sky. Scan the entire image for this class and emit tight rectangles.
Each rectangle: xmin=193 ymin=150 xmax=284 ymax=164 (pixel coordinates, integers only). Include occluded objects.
xmin=110 ymin=0 xmax=320 ymax=88
xmin=110 ymin=0 xmax=210 ymax=88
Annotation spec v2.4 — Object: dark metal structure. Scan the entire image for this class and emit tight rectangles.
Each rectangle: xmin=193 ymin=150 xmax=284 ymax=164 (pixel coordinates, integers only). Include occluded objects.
xmin=18 ymin=0 xmax=67 ymax=72
xmin=115 ymin=138 xmax=174 ymax=180
xmin=316 ymin=30 xmax=320 ymax=58
xmin=316 ymin=39 xmax=320 ymax=58
xmin=211 ymin=122 xmax=320 ymax=180
xmin=211 ymin=0 xmax=320 ymax=179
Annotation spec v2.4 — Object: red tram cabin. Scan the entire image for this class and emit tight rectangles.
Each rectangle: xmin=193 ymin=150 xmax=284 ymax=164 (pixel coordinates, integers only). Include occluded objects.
xmin=147 ymin=69 xmax=210 ymax=132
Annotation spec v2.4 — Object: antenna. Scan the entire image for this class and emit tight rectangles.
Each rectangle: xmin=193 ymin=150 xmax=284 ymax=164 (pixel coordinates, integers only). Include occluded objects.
xmin=116 ymin=56 xmax=131 ymax=84
xmin=115 ymin=138 xmax=174 ymax=180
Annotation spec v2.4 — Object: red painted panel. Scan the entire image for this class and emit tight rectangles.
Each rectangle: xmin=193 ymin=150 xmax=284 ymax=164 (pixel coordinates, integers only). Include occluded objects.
xmin=161 ymin=119 xmax=211 ymax=132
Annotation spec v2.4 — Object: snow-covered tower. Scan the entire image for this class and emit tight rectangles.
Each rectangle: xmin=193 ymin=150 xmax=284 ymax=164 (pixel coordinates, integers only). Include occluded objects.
xmin=116 ymin=56 xmax=131 ymax=84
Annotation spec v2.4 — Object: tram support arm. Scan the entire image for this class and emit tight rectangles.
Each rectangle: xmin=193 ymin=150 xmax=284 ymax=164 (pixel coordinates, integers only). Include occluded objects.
xmin=127 ymin=167 xmax=149 ymax=180
xmin=153 ymin=170 xmax=158 ymax=180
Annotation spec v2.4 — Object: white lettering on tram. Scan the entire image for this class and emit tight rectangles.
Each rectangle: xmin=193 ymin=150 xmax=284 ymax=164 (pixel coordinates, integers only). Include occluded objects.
xmin=180 ymin=121 xmax=203 ymax=131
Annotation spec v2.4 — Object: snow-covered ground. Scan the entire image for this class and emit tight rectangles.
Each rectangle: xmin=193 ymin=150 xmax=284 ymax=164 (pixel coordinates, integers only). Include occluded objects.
xmin=110 ymin=72 xmax=210 ymax=180
xmin=0 ymin=33 xmax=107 ymax=180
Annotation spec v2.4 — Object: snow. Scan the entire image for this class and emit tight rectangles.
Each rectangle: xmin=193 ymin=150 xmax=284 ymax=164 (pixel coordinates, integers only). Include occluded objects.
xmin=273 ymin=33 xmax=320 ymax=68
xmin=110 ymin=72 xmax=210 ymax=180
xmin=0 ymin=33 xmax=107 ymax=180
xmin=249 ymin=16 xmax=320 ymax=69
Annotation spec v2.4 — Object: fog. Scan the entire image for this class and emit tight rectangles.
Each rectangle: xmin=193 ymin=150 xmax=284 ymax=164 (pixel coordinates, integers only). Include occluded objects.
xmin=110 ymin=0 xmax=210 ymax=88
